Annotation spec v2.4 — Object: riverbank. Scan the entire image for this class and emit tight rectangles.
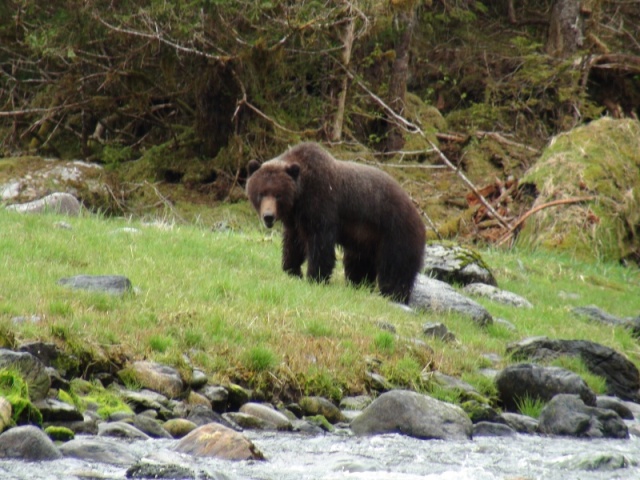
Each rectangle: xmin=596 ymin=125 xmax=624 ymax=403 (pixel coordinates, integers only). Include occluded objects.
xmin=2 ymin=204 xmax=640 ymax=476
xmin=2 ymin=208 xmax=639 ymax=402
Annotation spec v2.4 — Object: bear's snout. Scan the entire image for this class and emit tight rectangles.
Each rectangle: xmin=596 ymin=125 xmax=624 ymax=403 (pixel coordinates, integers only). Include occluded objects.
xmin=262 ymin=213 xmax=275 ymax=228
xmin=259 ymin=196 xmax=278 ymax=228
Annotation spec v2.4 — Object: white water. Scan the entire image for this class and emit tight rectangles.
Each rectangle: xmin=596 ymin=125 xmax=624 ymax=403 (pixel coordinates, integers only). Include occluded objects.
xmin=1 ymin=430 xmax=639 ymax=480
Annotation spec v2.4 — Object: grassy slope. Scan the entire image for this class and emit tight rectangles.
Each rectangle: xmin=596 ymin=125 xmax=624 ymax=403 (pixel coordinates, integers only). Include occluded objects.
xmin=1 ymin=208 xmax=640 ymax=403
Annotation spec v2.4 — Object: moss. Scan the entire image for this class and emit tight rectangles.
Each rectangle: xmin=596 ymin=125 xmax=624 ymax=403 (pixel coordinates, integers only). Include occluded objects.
xmin=461 ymin=400 xmax=500 ymax=423
xmin=304 ymin=414 xmax=334 ymax=432
xmin=44 ymin=425 xmax=74 ymax=442
xmin=11 ymin=397 xmax=43 ymax=426
xmin=68 ymin=379 xmax=133 ymax=419
xmin=0 ymin=369 xmax=42 ymax=426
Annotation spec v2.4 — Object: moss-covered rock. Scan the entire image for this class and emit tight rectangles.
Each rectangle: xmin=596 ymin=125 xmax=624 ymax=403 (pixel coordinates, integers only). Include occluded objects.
xmin=0 ymin=156 xmax=117 ymax=213
xmin=0 ymin=369 xmax=43 ymax=426
xmin=67 ymin=379 xmax=133 ymax=420
xmin=44 ymin=425 xmax=75 ymax=442
xmin=519 ymin=118 xmax=640 ymax=263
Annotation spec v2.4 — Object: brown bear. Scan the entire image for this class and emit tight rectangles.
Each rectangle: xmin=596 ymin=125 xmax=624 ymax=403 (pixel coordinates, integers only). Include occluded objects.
xmin=246 ymin=142 xmax=425 ymax=304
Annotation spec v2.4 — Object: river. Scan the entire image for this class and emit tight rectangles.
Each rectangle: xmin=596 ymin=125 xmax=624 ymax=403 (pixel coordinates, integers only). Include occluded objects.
xmin=1 ymin=429 xmax=639 ymax=480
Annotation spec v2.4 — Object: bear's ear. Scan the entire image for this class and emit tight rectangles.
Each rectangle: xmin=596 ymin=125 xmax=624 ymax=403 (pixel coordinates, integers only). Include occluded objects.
xmin=247 ymin=160 xmax=261 ymax=177
xmin=286 ymin=163 xmax=300 ymax=180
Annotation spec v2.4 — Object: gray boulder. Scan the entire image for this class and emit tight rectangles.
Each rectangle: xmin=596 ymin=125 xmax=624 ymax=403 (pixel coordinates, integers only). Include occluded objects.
xmin=500 ymin=412 xmax=538 ymax=434
xmin=173 ymin=423 xmax=265 ymax=461
xmin=422 ymin=243 xmax=497 ymax=286
xmin=6 ymin=192 xmax=81 ymax=216
xmin=98 ymin=421 xmax=151 ymax=440
xmin=18 ymin=341 xmax=79 ymax=378
xmin=495 ymin=363 xmax=596 ymax=412
xmin=58 ymin=275 xmax=132 ymax=295
xmin=350 ymin=390 xmax=472 ymax=440
xmin=186 ymin=404 xmax=240 ymax=431
xmin=596 ymin=396 xmax=634 ymax=420
xmin=132 ymin=414 xmax=173 ymax=439
xmin=0 ymin=425 xmax=62 ymax=461
xmin=59 ymin=437 xmax=138 ymax=466
xmin=122 ymin=361 xmax=184 ymax=399
xmin=223 ymin=412 xmax=279 ymax=431
xmin=119 ymin=388 xmax=173 ymax=418
xmin=472 ymin=421 xmax=516 ymax=437
xmin=422 ymin=322 xmax=456 ymax=342
xmin=463 ymin=283 xmax=533 ymax=308
xmin=573 ymin=305 xmax=640 ymax=338
xmin=538 ymin=394 xmax=628 ymax=438
xmin=239 ymin=402 xmax=292 ymax=430
xmin=34 ymin=398 xmax=83 ymax=423
xmin=198 ymin=385 xmax=229 ymax=412
xmin=410 ymin=275 xmax=493 ymax=326
xmin=506 ymin=337 xmax=640 ymax=402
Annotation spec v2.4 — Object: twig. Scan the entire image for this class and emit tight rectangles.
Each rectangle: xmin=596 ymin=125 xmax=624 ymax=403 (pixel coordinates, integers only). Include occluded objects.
xmin=96 ymin=16 xmax=231 ymax=62
xmin=476 ymin=131 xmax=541 ymax=154
xmin=497 ymin=196 xmax=596 ymax=246
xmin=0 ymin=101 xmax=92 ymax=118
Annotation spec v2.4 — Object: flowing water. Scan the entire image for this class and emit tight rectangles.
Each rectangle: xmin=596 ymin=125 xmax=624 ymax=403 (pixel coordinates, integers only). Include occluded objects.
xmin=1 ymin=430 xmax=639 ymax=480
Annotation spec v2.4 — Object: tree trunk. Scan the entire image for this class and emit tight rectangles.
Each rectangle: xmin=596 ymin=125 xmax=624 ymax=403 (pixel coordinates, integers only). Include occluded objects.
xmin=386 ymin=6 xmax=416 ymax=153
xmin=546 ymin=0 xmax=584 ymax=58
xmin=330 ymin=18 xmax=355 ymax=143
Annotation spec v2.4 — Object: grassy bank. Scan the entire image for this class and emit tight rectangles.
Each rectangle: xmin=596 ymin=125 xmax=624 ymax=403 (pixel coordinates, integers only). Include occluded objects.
xmin=1 ymin=208 xmax=639 ymax=403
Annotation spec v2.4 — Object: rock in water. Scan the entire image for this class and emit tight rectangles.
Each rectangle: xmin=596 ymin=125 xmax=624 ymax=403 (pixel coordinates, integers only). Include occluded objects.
xmin=350 ymin=390 xmax=472 ymax=440
xmin=173 ymin=423 xmax=265 ymax=461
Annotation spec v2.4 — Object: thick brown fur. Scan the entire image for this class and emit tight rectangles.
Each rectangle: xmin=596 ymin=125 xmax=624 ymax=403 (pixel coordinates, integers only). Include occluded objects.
xmin=246 ymin=142 xmax=425 ymax=304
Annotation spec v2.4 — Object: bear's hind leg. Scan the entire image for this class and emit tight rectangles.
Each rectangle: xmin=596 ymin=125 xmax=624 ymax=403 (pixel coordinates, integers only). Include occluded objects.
xmin=343 ymin=250 xmax=376 ymax=289
xmin=376 ymin=241 xmax=422 ymax=305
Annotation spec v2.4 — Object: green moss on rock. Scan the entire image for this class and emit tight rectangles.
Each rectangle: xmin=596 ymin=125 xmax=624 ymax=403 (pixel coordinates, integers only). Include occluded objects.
xmin=0 ymin=369 xmax=42 ymax=426
xmin=68 ymin=379 xmax=133 ymax=419
xmin=519 ymin=118 xmax=640 ymax=263
xmin=44 ymin=425 xmax=75 ymax=442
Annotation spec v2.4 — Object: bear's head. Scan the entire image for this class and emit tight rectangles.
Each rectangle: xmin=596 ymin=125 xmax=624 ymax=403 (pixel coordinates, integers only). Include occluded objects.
xmin=246 ymin=159 xmax=300 ymax=228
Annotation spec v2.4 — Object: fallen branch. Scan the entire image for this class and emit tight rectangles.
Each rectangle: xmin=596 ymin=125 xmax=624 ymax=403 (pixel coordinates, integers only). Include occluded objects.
xmin=497 ymin=196 xmax=596 ymax=246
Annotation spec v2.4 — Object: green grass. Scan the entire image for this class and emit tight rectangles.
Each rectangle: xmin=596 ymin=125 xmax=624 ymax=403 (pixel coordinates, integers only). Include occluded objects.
xmin=514 ymin=394 xmax=546 ymax=419
xmin=1 ymin=209 xmax=640 ymax=402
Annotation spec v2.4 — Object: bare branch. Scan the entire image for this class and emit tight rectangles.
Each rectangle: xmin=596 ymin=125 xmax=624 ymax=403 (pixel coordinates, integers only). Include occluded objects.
xmin=0 ymin=101 xmax=93 ymax=118
xmin=95 ymin=16 xmax=231 ymax=62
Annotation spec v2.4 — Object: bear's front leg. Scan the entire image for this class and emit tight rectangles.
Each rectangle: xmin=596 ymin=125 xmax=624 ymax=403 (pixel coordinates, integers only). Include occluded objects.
xmin=282 ymin=227 xmax=305 ymax=278
xmin=306 ymin=230 xmax=336 ymax=283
